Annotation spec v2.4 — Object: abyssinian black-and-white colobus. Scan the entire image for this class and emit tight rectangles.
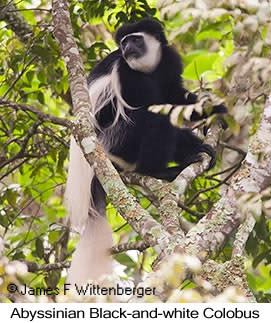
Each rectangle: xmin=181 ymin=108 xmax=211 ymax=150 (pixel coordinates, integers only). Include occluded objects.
xmin=66 ymin=18 xmax=226 ymax=285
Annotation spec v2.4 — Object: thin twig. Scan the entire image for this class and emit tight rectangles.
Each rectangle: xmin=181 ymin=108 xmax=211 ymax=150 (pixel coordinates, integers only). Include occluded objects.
xmin=0 ymin=99 xmax=72 ymax=128
xmin=220 ymin=142 xmax=246 ymax=157
xmin=3 ymin=56 xmax=37 ymax=99
xmin=187 ymin=164 xmax=241 ymax=206
xmin=0 ymin=120 xmax=41 ymax=169
xmin=0 ymin=158 xmax=29 ymax=181
xmin=111 ymin=241 xmax=150 ymax=254
xmin=178 ymin=201 xmax=204 ymax=218
xmin=7 ymin=8 xmax=51 ymax=12
xmin=23 ymin=260 xmax=70 ymax=273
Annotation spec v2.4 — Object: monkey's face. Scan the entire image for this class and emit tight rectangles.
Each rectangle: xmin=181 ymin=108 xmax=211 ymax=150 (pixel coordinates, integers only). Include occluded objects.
xmin=120 ymin=32 xmax=162 ymax=73
xmin=120 ymin=33 xmax=145 ymax=60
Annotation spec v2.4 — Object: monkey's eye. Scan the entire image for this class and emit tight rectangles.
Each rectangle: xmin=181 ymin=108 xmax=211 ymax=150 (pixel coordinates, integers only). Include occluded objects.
xmin=121 ymin=38 xmax=129 ymax=48
xmin=132 ymin=36 xmax=143 ymax=45
xmin=121 ymin=35 xmax=144 ymax=49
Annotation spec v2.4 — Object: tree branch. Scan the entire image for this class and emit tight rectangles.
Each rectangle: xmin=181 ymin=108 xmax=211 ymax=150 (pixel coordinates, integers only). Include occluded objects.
xmin=111 ymin=241 xmax=150 ymax=254
xmin=0 ymin=99 xmax=72 ymax=128
xmin=23 ymin=260 xmax=70 ymax=273
xmin=232 ymin=215 xmax=256 ymax=257
xmin=0 ymin=0 xmax=33 ymax=42
xmin=201 ymin=258 xmax=256 ymax=302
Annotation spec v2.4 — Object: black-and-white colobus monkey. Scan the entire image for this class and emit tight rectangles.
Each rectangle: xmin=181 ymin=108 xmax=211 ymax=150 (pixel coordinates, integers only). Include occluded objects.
xmin=66 ymin=18 xmax=226 ymax=284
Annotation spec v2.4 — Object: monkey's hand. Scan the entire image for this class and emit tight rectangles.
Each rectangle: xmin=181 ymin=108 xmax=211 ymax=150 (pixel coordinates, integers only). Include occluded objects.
xmin=199 ymin=144 xmax=216 ymax=171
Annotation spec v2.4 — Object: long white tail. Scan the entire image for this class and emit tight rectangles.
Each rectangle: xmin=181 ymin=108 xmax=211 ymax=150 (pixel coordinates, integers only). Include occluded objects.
xmin=67 ymin=216 xmax=113 ymax=285
xmin=65 ymin=136 xmax=113 ymax=285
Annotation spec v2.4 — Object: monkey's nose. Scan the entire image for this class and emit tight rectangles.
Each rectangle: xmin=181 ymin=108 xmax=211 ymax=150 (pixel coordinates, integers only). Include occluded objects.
xmin=123 ymin=44 xmax=138 ymax=59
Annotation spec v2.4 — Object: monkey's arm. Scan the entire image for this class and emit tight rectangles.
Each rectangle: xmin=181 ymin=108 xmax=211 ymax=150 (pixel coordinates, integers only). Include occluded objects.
xmin=190 ymin=104 xmax=228 ymax=121
xmin=167 ymin=82 xmax=227 ymax=121
xmin=167 ymin=81 xmax=197 ymax=105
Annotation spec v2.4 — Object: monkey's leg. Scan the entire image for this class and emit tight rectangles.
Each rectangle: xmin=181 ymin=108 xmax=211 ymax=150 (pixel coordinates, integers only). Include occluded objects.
xmin=174 ymin=128 xmax=216 ymax=171
xmin=91 ymin=175 xmax=106 ymax=214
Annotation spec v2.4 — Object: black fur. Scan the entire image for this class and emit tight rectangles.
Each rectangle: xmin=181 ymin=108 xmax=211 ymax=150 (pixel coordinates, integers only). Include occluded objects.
xmin=88 ymin=19 xmax=225 ymax=184
xmin=115 ymin=19 xmax=168 ymax=46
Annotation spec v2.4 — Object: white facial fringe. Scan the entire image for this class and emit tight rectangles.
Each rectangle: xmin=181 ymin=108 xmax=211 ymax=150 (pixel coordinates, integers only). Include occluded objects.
xmin=88 ymin=61 xmax=135 ymax=130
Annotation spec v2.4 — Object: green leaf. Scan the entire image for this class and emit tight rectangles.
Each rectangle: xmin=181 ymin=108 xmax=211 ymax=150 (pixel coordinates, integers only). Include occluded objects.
xmin=114 ymin=253 xmax=136 ymax=267
xmin=37 ymin=92 xmax=45 ymax=105
xmin=26 ymin=71 xmax=35 ymax=84
xmin=223 ymin=115 xmax=240 ymax=136
xmin=183 ymin=53 xmax=219 ymax=80
xmin=37 ymin=71 xmax=47 ymax=84
xmin=57 ymin=150 xmax=68 ymax=175
xmin=12 ymin=251 xmax=25 ymax=260
xmin=35 ymin=238 xmax=44 ymax=259
xmin=139 ymin=197 xmax=151 ymax=209
xmin=6 ymin=189 xmax=18 ymax=207
xmin=45 ymin=271 xmax=61 ymax=289
xmin=196 ymin=30 xmax=223 ymax=41
xmin=48 ymin=231 xmax=60 ymax=245
xmin=255 ymin=257 xmax=270 ymax=274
